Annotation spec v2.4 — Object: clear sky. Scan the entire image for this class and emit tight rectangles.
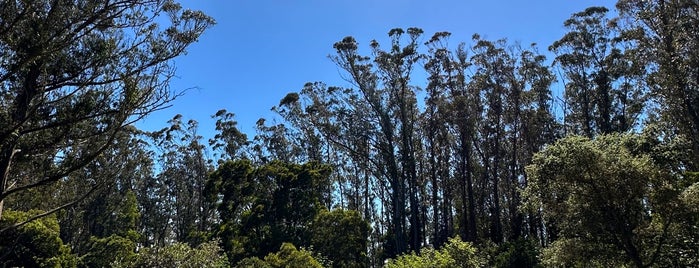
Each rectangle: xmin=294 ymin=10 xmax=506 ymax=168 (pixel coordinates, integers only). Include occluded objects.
xmin=137 ymin=0 xmax=618 ymax=140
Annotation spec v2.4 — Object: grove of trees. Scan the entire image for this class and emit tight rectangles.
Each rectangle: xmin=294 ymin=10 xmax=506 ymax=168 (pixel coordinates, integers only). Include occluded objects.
xmin=1 ymin=0 xmax=698 ymax=267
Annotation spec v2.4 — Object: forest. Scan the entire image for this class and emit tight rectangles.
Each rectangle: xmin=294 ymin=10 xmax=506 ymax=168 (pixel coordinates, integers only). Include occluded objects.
xmin=0 ymin=0 xmax=698 ymax=267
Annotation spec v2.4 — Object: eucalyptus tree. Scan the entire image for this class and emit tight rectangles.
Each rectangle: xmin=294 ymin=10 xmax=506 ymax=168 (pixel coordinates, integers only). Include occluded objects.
xmin=149 ymin=115 xmax=213 ymax=245
xmin=372 ymin=28 xmax=425 ymax=252
xmin=280 ymin=81 xmax=383 ymax=262
xmin=422 ymin=35 xmax=456 ymax=247
xmin=60 ymin=127 xmax=150 ymax=253
xmin=327 ymin=28 xmax=425 ymax=255
xmin=423 ymin=32 xmax=476 ymax=244
xmin=293 ymin=82 xmax=378 ymax=220
xmin=0 ymin=0 xmax=214 ymax=223
xmin=423 ymin=33 xmax=557 ymax=245
xmin=467 ymin=36 xmax=514 ymax=243
xmin=252 ymin=119 xmax=304 ymax=164
xmin=550 ymin=6 xmax=646 ymax=137
xmin=275 ymin=29 xmax=427 ymax=256
xmin=209 ymin=109 xmax=249 ymax=161
xmin=471 ymin=38 xmax=559 ymax=242
xmin=273 ymin=93 xmax=337 ymax=208
xmin=513 ymin=46 xmax=559 ymax=243
xmin=617 ymin=0 xmax=699 ymax=168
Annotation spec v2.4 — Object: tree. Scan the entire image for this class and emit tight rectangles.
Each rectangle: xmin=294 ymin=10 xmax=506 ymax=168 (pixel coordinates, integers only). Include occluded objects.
xmin=207 ymin=160 xmax=332 ymax=264
xmin=206 ymin=159 xmax=257 ymax=262
xmin=423 ymin=33 xmax=558 ymax=245
xmin=486 ymin=238 xmax=541 ymax=268
xmin=523 ymin=133 xmax=695 ymax=267
xmin=54 ymin=127 xmax=149 ymax=254
xmin=81 ymin=234 xmax=137 ymax=267
xmin=0 ymin=209 xmax=78 ymax=267
xmin=463 ymin=35 xmax=558 ymax=244
xmin=150 ymin=115 xmax=214 ymax=245
xmin=0 ymin=124 xmax=153 ymax=254
xmin=311 ymin=209 xmax=371 ymax=268
xmin=423 ymin=32 xmax=473 ymax=245
xmin=0 ymin=0 xmax=214 ymax=223
xmin=617 ymin=0 xmax=699 ymax=168
xmin=308 ymin=28 xmax=425 ymax=256
xmin=210 ymin=109 xmax=249 ymax=161
xmin=550 ymin=6 xmax=645 ymax=137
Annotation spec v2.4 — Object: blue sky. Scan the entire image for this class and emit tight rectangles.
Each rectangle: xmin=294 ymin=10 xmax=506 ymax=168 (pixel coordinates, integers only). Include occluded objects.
xmin=138 ymin=0 xmax=617 ymax=140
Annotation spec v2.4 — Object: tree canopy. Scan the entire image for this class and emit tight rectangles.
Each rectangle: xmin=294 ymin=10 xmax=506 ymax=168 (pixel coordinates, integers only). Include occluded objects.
xmin=0 ymin=0 xmax=213 ymax=224
xmin=1 ymin=0 xmax=698 ymax=267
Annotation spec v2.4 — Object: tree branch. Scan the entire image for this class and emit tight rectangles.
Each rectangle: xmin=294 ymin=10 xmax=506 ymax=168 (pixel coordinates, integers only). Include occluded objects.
xmin=0 ymin=181 xmax=100 ymax=234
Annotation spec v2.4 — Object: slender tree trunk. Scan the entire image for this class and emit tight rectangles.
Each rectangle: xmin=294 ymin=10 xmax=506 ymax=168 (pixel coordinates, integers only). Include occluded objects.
xmin=441 ymin=148 xmax=454 ymax=243
xmin=0 ymin=143 xmax=17 ymax=221
xmin=383 ymin=136 xmax=406 ymax=255
xmin=491 ymin=158 xmax=502 ymax=243
xmin=509 ymin=89 xmax=523 ymax=240
xmin=0 ymin=64 xmax=41 ymax=221
xmin=592 ymin=68 xmax=613 ymax=134
xmin=458 ymin=132 xmax=477 ymax=242
xmin=465 ymin=153 xmax=477 ymax=242
xmin=491 ymin=123 xmax=503 ymax=243
xmin=364 ymin=169 xmax=370 ymax=221
xmin=428 ymin=136 xmax=440 ymax=246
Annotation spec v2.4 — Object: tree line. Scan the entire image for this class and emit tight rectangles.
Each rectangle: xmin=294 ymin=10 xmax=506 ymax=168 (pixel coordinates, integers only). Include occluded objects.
xmin=1 ymin=0 xmax=698 ymax=267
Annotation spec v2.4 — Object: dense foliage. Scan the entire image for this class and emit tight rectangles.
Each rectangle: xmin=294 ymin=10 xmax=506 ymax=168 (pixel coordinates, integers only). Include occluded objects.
xmin=1 ymin=0 xmax=698 ymax=267
xmin=384 ymin=237 xmax=484 ymax=268
xmin=524 ymin=133 xmax=697 ymax=267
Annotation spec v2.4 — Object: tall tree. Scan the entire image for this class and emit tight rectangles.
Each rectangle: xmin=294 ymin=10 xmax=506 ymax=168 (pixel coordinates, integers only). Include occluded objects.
xmin=617 ymin=0 xmax=699 ymax=168
xmin=206 ymin=160 xmax=331 ymax=265
xmin=514 ymin=46 xmax=559 ymax=244
xmin=467 ymin=36 xmax=556 ymax=243
xmin=469 ymin=36 xmax=513 ymax=244
xmin=423 ymin=32 xmax=478 ymax=244
xmin=276 ymin=29 xmax=426 ymax=257
xmin=209 ymin=109 xmax=249 ymax=161
xmin=149 ymin=115 xmax=213 ymax=245
xmin=328 ymin=28 xmax=425 ymax=255
xmin=0 ymin=0 xmax=214 ymax=223
xmin=294 ymin=82 xmax=378 ymax=224
xmin=55 ymin=127 xmax=150 ymax=254
xmin=550 ymin=6 xmax=646 ymax=137
xmin=423 ymin=31 xmax=457 ymax=246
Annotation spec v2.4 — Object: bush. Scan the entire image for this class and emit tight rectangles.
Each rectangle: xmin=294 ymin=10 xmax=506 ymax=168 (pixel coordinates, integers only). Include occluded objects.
xmin=311 ymin=209 xmax=370 ymax=267
xmin=81 ymin=234 xmax=137 ymax=267
xmin=0 ymin=209 xmax=78 ymax=268
xmin=263 ymin=243 xmax=323 ymax=268
xmin=235 ymin=243 xmax=323 ymax=268
xmin=384 ymin=236 xmax=484 ymax=268
xmin=125 ymin=240 xmax=228 ymax=268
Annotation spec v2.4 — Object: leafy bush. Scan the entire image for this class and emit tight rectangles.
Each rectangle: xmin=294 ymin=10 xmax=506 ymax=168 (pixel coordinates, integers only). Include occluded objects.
xmin=486 ymin=238 xmax=541 ymax=268
xmin=263 ymin=243 xmax=323 ymax=268
xmin=384 ymin=237 xmax=484 ymax=268
xmin=236 ymin=256 xmax=272 ymax=268
xmin=124 ymin=240 xmax=228 ymax=268
xmin=0 ymin=209 xmax=77 ymax=268
xmin=235 ymin=242 xmax=323 ymax=268
xmin=82 ymin=234 xmax=137 ymax=267
xmin=311 ymin=209 xmax=370 ymax=267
